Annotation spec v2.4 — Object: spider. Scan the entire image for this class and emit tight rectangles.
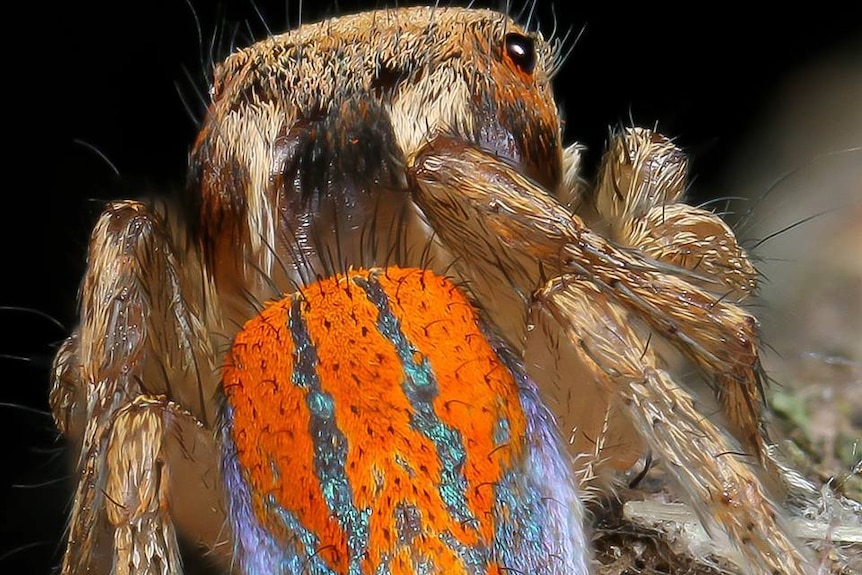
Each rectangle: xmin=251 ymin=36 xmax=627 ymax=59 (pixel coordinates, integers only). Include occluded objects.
xmin=49 ymin=5 xmax=824 ymax=574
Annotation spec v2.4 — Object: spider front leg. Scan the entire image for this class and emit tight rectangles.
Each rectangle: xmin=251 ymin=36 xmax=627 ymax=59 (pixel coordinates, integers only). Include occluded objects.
xmin=592 ymin=128 xmax=764 ymax=455
xmin=102 ymin=395 xmax=222 ymax=575
xmin=533 ymin=277 xmax=808 ymax=573
xmin=409 ymin=135 xmax=813 ymax=573
xmin=50 ymin=201 xmax=228 ymax=574
xmin=592 ymin=129 xmax=833 ymax=501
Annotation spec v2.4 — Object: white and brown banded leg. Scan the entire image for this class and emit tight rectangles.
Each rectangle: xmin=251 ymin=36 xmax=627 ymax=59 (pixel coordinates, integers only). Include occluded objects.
xmin=593 ymin=128 xmax=832 ymax=504
xmin=594 ymin=128 xmax=765 ymax=453
xmin=595 ymin=129 xmax=758 ymax=300
xmin=532 ymin=276 xmax=814 ymax=573
xmin=410 ymin=138 xmax=768 ymax=458
xmin=104 ymin=395 xmax=206 ymax=575
xmin=408 ymin=136 xmax=814 ymax=573
xmin=50 ymin=201 xmax=227 ymax=574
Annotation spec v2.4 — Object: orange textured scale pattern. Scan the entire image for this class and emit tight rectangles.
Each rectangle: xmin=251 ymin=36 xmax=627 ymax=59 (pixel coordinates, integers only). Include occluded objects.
xmin=220 ymin=267 xmax=588 ymax=575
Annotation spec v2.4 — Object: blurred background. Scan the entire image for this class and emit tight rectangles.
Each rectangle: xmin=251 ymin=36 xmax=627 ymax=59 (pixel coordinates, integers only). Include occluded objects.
xmin=2 ymin=1 xmax=859 ymax=572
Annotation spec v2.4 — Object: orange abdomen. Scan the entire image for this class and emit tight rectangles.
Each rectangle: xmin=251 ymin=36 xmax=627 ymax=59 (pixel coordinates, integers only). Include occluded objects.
xmin=221 ymin=268 xmax=589 ymax=574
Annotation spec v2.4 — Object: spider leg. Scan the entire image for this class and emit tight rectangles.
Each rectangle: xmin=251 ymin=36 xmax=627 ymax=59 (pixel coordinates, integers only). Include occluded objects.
xmin=50 ymin=201 xmax=227 ymax=574
xmin=410 ymin=138 xmax=766 ymax=452
xmin=409 ymin=137 xmax=813 ymax=573
xmin=533 ymin=276 xmax=814 ymax=573
xmin=412 ymin=134 xmax=772 ymax=447
xmin=594 ymin=129 xmax=818 ymax=500
xmin=594 ymin=128 xmax=758 ymax=302
xmin=104 ymin=396 xmax=191 ymax=575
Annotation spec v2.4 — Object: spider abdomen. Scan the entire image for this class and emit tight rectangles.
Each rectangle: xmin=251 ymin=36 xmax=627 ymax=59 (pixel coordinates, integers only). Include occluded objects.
xmin=220 ymin=267 xmax=589 ymax=574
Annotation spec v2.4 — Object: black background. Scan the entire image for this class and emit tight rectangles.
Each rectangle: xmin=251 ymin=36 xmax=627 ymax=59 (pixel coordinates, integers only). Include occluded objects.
xmin=2 ymin=1 xmax=859 ymax=573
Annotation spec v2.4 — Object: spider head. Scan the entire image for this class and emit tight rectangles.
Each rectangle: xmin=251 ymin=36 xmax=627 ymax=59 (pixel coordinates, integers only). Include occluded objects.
xmin=187 ymin=7 xmax=563 ymax=284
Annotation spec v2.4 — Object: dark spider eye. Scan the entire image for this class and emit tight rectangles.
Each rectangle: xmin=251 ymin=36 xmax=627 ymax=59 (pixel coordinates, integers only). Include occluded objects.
xmin=504 ymin=32 xmax=536 ymax=74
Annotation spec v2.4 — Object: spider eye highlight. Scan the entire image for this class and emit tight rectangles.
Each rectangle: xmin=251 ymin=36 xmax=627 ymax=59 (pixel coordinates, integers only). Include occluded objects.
xmin=504 ymin=32 xmax=536 ymax=74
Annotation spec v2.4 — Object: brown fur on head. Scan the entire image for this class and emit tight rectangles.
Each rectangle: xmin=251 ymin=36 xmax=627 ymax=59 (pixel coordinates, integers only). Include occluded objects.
xmin=188 ymin=7 xmax=563 ymax=291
